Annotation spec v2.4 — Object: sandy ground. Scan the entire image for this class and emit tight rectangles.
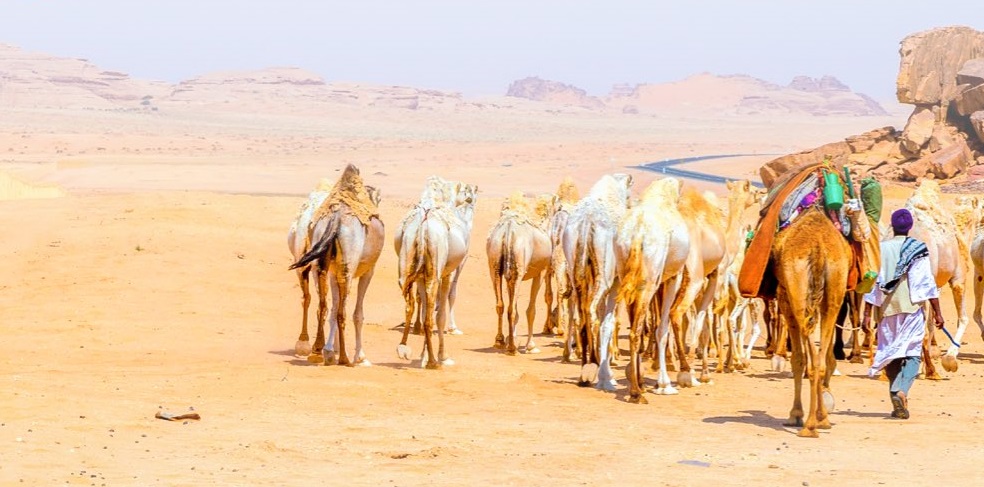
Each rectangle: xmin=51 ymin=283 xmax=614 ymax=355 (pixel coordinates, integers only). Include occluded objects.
xmin=3 ymin=107 xmax=983 ymax=486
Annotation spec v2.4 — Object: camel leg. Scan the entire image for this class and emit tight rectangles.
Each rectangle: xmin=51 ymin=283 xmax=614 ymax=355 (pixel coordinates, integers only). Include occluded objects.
xmin=308 ymin=268 xmax=329 ymax=365
xmin=974 ymin=263 xmax=984 ymax=341
xmin=596 ymin=290 xmax=618 ymax=392
xmin=576 ymin=288 xmax=597 ymax=386
xmin=352 ymin=268 xmax=374 ymax=366
xmin=848 ymin=292 xmax=865 ymax=363
xmin=446 ymin=265 xmax=464 ymax=335
xmin=626 ymin=292 xmax=651 ymax=404
xmin=295 ymin=267 xmax=313 ymax=356
xmin=816 ymin=289 xmax=841 ymax=430
xmin=436 ymin=277 xmax=454 ymax=366
xmin=525 ymin=275 xmax=542 ymax=354
xmin=562 ymin=289 xmax=578 ymax=363
xmin=421 ymin=277 xmax=441 ymax=370
xmin=333 ymin=271 xmax=351 ymax=367
xmin=801 ymin=329 xmax=822 ymax=437
xmin=505 ymin=273 xmax=519 ymax=356
xmin=491 ymin=266 xmax=506 ymax=350
xmin=413 ymin=286 xmax=425 ymax=335
xmin=784 ymin=326 xmax=806 ymax=430
xmin=397 ymin=278 xmax=417 ymax=361
xmin=695 ymin=272 xmax=719 ymax=383
xmin=543 ymin=267 xmax=556 ymax=335
xmin=656 ymin=275 xmax=682 ymax=395
xmin=921 ymin=314 xmax=942 ymax=380
xmin=945 ymin=277 xmax=969 ymax=358
xmin=744 ymin=299 xmax=763 ymax=360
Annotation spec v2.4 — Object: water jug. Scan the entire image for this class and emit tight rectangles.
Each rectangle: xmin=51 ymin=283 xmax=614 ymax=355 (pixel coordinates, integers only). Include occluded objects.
xmin=823 ymin=171 xmax=844 ymax=211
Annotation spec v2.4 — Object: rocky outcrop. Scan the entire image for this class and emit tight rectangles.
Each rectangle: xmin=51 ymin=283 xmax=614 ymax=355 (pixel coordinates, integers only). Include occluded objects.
xmin=896 ymin=26 xmax=984 ymax=105
xmin=764 ymin=26 xmax=984 ymax=187
xmin=505 ymin=77 xmax=604 ymax=110
xmin=760 ymin=127 xmax=900 ymax=187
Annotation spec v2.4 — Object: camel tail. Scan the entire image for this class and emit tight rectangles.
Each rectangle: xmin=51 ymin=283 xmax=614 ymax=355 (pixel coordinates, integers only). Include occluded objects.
xmin=499 ymin=221 xmax=518 ymax=282
xmin=618 ymin=234 xmax=646 ymax=304
xmin=573 ymin=221 xmax=594 ymax=292
xmin=289 ymin=212 xmax=342 ymax=270
xmin=400 ymin=213 xmax=430 ymax=298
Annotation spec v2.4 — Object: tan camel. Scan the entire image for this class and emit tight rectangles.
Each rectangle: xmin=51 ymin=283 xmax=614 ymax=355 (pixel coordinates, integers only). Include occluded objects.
xmin=905 ymin=180 xmax=973 ymax=377
xmin=562 ymin=173 xmax=633 ymax=390
xmin=395 ymin=180 xmax=477 ymax=368
xmin=487 ymin=193 xmax=555 ymax=355
xmin=289 ymin=165 xmax=384 ymax=366
xmin=616 ymin=177 xmax=691 ymax=401
xmin=669 ymin=188 xmax=726 ymax=386
xmin=771 ymin=207 xmax=852 ymax=437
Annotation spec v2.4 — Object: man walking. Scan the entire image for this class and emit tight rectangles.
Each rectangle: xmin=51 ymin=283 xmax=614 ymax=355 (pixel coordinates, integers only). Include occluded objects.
xmin=862 ymin=208 xmax=944 ymax=419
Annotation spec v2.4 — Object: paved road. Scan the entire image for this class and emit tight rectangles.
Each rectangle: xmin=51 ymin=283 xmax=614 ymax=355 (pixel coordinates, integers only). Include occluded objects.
xmin=637 ymin=154 xmax=774 ymax=188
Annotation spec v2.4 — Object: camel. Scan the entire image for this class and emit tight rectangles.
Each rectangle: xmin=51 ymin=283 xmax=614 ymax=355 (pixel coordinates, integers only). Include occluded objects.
xmin=487 ymin=193 xmax=555 ymax=355
xmin=287 ymin=178 xmax=333 ymax=357
xmin=562 ymin=173 xmax=633 ymax=391
xmin=771 ymin=207 xmax=852 ymax=437
xmin=394 ymin=177 xmax=477 ymax=335
xmin=544 ymin=177 xmax=580 ymax=337
xmin=711 ymin=223 xmax=762 ymax=371
xmin=669 ymin=188 xmax=726 ymax=386
xmin=289 ymin=165 xmax=384 ymax=366
xmin=395 ymin=180 xmax=477 ymax=368
xmin=905 ymin=180 xmax=976 ymax=377
xmin=616 ymin=177 xmax=690 ymax=401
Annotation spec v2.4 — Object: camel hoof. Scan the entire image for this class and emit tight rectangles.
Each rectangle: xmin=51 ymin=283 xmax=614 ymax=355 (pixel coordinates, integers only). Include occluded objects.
xmin=797 ymin=428 xmax=819 ymax=438
xmin=925 ymin=372 xmax=944 ymax=381
xmin=307 ymin=352 xmax=325 ymax=365
xmin=676 ymin=372 xmax=693 ymax=388
xmin=447 ymin=327 xmax=464 ymax=335
xmin=832 ymin=368 xmax=842 ymax=377
xmin=493 ymin=340 xmax=505 ymax=350
xmin=849 ymin=355 xmax=864 ymax=364
xmin=628 ymin=394 xmax=649 ymax=404
xmin=655 ymin=385 xmax=679 ymax=395
xmin=506 ymin=347 xmax=518 ymax=356
xmin=822 ymin=391 xmax=835 ymax=412
xmin=783 ymin=417 xmax=804 ymax=428
xmin=525 ymin=346 xmax=541 ymax=355
xmin=295 ymin=340 xmax=312 ymax=357
xmin=441 ymin=358 xmax=455 ymax=366
xmin=596 ymin=380 xmax=617 ymax=392
xmin=425 ymin=361 xmax=442 ymax=370
xmin=397 ymin=344 xmax=411 ymax=360
xmin=354 ymin=358 xmax=372 ymax=367
xmin=699 ymin=373 xmax=712 ymax=384
xmin=941 ymin=354 xmax=959 ymax=373
xmin=771 ymin=355 xmax=786 ymax=372
xmin=579 ymin=363 xmax=599 ymax=385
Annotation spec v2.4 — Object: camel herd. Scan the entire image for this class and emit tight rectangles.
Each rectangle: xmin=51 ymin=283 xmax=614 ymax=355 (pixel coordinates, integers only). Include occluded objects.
xmin=286 ymin=163 xmax=984 ymax=437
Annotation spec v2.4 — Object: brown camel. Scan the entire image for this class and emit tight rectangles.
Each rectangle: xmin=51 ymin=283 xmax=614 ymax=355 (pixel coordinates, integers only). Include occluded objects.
xmin=771 ymin=207 xmax=852 ymax=437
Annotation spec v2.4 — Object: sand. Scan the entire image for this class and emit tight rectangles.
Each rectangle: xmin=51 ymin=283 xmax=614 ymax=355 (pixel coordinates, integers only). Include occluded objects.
xmin=2 ymin=105 xmax=981 ymax=486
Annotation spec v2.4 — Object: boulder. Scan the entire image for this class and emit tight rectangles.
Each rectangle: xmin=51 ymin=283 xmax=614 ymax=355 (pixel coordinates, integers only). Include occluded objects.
xmin=897 ymin=26 xmax=984 ymax=105
xmin=759 ymin=141 xmax=851 ymax=188
xmin=900 ymin=138 xmax=973 ymax=180
xmin=970 ymin=110 xmax=984 ymax=143
xmin=899 ymin=106 xmax=937 ymax=156
xmin=957 ymin=58 xmax=984 ymax=87
xmin=954 ymin=83 xmax=984 ymax=115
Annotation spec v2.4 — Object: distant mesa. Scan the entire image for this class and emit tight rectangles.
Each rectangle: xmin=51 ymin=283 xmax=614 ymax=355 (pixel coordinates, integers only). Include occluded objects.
xmin=505 ymin=73 xmax=888 ymax=117
xmin=760 ymin=25 xmax=984 ymax=187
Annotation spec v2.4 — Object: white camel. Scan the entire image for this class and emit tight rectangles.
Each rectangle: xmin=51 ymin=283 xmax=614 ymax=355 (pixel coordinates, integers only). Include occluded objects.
xmin=396 ymin=180 xmax=477 ymax=368
xmin=616 ymin=177 xmax=690 ymax=401
xmin=543 ymin=177 xmax=580 ymax=361
xmin=287 ymin=178 xmax=332 ymax=357
xmin=394 ymin=176 xmax=476 ymax=335
xmin=289 ymin=164 xmax=384 ymax=366
xmin=905 ymin=180 xmax=977 ymax=377
xmin=562 ymin=173 xmax=633 ymax=391
xmin=487 ymin=193 xmax=555 ymax=355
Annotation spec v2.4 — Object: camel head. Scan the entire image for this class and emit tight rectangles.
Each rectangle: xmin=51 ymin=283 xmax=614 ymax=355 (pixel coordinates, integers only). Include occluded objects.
xmin=908 ymin=179 xmax=943 ymax=211
xmin=365 ymin=185 xmax=382 ymax=207
xmin=556 ymin=176 xmax=580 ymax=205
xmin=954 ymin=195 xmax=982 ymax=238
xmin=726 ymin=179 xmax=758 ymax=213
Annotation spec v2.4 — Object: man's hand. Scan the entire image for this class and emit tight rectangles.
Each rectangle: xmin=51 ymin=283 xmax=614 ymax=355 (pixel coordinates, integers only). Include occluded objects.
xmin=934 ymin=312 xmax=945 ymax=329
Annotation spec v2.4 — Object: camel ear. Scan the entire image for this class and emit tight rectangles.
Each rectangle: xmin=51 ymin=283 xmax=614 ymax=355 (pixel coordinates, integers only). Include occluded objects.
xmin=726 ymin=180 xmax=735 ymax=190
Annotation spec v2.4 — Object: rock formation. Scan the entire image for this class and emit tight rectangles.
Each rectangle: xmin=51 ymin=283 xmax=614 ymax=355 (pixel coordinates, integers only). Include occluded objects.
xmin=761 ymin=26 xmax=984 ymax=188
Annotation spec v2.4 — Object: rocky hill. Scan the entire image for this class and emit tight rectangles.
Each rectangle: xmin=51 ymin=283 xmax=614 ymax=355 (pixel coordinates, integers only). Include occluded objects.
xmin=506 ymin=73 xmax=888 ymax=117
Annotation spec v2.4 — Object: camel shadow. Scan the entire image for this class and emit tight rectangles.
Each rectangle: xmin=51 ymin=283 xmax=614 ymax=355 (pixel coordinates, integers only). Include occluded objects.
xmin=703 ymin=410 xmax=798 ymax=434
xmin=831 ymin=409 xmax=888 ymax=419
xmin=269 ymin=349 xmax=299 ymax=357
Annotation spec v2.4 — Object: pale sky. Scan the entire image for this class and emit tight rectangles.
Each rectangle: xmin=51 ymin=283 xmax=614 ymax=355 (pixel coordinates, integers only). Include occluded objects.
xmin=2 ymin=1 xmax=981 ymax=102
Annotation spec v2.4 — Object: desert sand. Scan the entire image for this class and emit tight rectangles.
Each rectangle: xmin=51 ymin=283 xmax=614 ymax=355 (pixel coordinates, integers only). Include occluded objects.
xmin=2 ymin=103 xmax=982 ymax=487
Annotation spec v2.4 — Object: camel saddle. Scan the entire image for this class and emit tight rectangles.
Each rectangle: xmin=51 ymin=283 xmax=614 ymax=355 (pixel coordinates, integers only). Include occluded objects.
xmin=739 ymin=164 xmax=862 ymax=298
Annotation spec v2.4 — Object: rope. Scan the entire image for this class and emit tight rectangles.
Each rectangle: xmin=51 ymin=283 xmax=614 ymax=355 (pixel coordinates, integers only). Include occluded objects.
xmin=940 ymin=326 xmax=961 ymax=348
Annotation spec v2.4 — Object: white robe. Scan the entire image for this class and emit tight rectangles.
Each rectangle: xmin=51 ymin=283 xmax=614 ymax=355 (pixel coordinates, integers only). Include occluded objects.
xmin=863 ymin=252 xmax=939 ymax=376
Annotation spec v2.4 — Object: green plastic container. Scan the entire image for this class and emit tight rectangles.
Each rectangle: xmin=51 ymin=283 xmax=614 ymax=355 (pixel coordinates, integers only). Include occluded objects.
xmin=823 ymin=171 xmax=844 ymax=211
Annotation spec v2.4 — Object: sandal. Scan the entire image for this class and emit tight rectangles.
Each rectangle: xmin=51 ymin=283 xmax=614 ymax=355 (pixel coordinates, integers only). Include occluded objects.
xmin=890 ymin=392 xmax=910 ymax=419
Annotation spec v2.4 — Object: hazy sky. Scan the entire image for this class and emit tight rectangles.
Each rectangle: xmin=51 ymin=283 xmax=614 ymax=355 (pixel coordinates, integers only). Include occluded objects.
xmin=2 ymin=1 xmax=982 ymax=101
